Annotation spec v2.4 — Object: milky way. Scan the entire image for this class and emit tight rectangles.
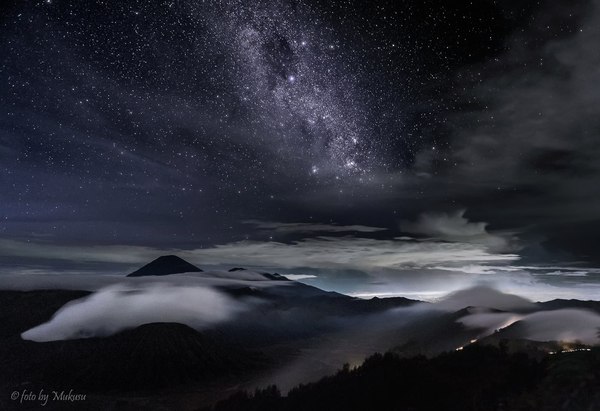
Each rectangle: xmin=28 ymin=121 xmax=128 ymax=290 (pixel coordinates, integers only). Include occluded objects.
xmin=1 ymin=0 xmax=599 ymax=277
xmin=203 ymin=1 xmax=374 ymax=178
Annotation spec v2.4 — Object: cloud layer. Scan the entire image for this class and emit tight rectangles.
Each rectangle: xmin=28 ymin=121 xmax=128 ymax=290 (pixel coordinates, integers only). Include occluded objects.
xmin=1 ymin=211 xmax=599 ymax=301
xmin=21 ymin=283 xmax=245 ymax=342
xmin=460 ymin=308 xmax=600 ymax=345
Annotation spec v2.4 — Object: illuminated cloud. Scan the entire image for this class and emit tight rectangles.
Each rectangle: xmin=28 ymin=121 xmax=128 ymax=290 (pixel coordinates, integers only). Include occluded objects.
xmin=0 ymin=235 xmax=519 ymax=272
xmin=460 ymin=308 xmax=600 ymax=345
xmin=401 ymin=210 xmax=516 ymax=252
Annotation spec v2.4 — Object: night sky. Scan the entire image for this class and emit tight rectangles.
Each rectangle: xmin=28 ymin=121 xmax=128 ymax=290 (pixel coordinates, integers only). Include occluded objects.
xmin=1 ymin=0 xmax=599 ymax=299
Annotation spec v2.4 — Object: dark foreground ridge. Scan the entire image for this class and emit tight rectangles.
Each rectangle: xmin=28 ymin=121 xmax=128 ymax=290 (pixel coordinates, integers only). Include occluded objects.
xmin=210 ymin=344 xmax=600 ymax=411
xmin=2 ymin=321 xmax=267 ymax=392
xmin=127 ymin=255 xmax=203 ymax=277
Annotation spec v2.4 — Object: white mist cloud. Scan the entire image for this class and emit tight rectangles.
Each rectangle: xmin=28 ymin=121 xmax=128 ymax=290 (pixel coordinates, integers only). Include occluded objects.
xmin=460 ymin=308 xmax=600 ymax=345
xmin=459 ymin=311 xmax=524 ymax=334
xmin=0 ymin=270 xmax=292 ymax=292
xmin=518 ymin=309 xmax=600 ymax=345
xmin=21 ymin=283 xmax=245 ymax=342
xmin=435 ymin=286 xmax=534 ymax=311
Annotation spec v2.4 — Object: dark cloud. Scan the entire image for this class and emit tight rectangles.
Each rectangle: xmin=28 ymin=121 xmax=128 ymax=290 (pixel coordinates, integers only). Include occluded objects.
xmin=416 ymin=0 xmax=600 ymax=237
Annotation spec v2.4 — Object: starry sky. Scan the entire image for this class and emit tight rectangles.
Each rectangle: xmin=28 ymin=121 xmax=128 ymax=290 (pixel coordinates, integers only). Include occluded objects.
xmin=1 ymin=0 xmax=600 ymax=299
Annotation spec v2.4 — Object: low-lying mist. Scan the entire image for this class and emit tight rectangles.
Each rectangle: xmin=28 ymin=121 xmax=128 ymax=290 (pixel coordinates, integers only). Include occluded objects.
xmin=251 ymin=285 xmax=600 ymax=391
xmin=21 ymin=283 xmax=247 ymax=342
xmin=459 ymin=308 xmax=600 ymax=345
xmin=17 ymin=279 xmax=600 ymax=391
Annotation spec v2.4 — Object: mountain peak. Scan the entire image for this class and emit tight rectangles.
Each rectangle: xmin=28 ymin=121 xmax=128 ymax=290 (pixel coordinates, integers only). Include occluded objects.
xmin=126 ymin=255 xmax=203 ymax=277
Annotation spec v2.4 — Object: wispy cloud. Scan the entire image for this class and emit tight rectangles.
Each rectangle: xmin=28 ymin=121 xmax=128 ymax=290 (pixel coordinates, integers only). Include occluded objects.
xmin=0 ymin=239 xmax=160 ymax=264
xmin=2 ymin=212 xmax=599 ymax=300
xmin=181 ymin=237 xmax=519 ymax=270
xmin=0 ymin=212 xmax=518 ymax=273
xmin=243 ymin=220 xmax=387 ymax=234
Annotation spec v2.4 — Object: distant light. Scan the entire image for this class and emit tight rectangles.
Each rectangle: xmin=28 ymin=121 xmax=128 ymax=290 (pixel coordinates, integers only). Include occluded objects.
xmin=288 ymin=75 xmax=296 ymax=83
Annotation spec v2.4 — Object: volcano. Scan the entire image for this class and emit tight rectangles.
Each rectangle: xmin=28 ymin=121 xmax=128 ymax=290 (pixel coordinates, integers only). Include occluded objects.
xmin=126 ymin=255 xmax=203 ymax=277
